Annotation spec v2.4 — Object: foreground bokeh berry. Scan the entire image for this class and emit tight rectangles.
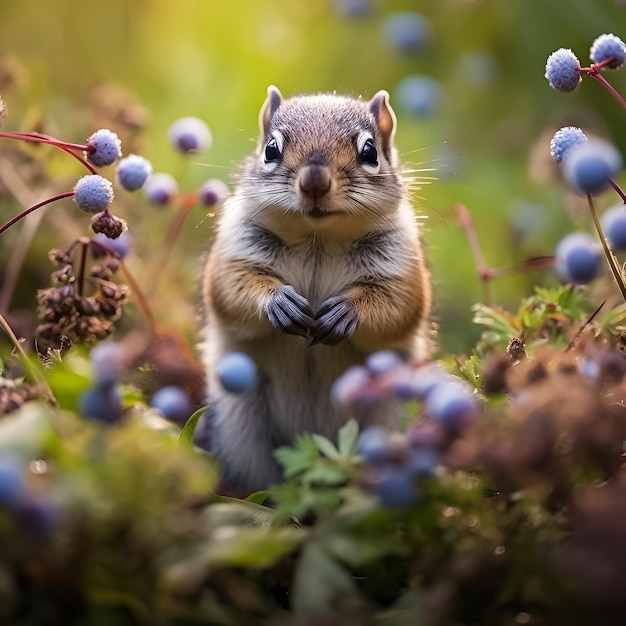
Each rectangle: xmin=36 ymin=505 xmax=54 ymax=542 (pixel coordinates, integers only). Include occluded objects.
xmin=601 ymin=205 xmax=626 ymax=251
xmin=150 ymin=386 xmax=193 ymax=423
xmin=562 ymin=139 xmax=622 ymax=194
xmin=554 ymin=232 xmax=603 ymax=284
xmin=216 ymin=352 xmax=258 ymax=393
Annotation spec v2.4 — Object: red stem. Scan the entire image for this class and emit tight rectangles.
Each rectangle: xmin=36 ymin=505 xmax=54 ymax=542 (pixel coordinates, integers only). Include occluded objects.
xmin=0 ymin=191 xmax=75 ymax=236
xmin=580 ymin=63 xmax=626 ymax=109
xmin=609 ymin=178 xmax=626 ymax=204
xmin=0 ymin=131 xmax=88 ymax=152
xmin=0 ymin=131 xmax=96 ymax=174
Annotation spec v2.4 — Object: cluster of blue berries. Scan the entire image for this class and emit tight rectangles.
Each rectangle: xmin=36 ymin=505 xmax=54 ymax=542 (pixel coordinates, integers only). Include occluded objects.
xmin=0 ymin=453 xmax=58 ymax=541
xmin=545 ymin=33 xmax=626 ymax=92
xmin=141 ymin=117 xmax=228 ymax=210
xmin=332 ymin=352 xmax=479 ymax=509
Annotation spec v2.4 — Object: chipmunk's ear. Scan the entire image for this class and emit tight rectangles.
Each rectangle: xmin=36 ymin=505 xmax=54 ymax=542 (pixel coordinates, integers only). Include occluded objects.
xmin=259 ymin=85 xmax=283 ymax=142
xmin=369 ymin=90 xmax=397 ymax=160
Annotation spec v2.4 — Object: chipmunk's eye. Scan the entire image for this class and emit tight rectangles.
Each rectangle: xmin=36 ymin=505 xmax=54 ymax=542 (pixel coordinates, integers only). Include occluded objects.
xmin=264 ymin=137 xmax=282 ymax=163
xmin=359 ymin=139 xmax=378 ymax=166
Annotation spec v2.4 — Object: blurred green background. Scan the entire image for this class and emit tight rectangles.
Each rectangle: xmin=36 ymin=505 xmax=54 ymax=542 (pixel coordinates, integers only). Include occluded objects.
xmin=0 ymin=0 xmax=625 ymax=354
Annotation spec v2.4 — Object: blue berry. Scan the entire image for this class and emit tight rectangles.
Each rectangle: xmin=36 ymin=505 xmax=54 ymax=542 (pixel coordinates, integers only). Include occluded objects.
xmin=0 ymin=455 xmax=25 ymax=507
xmin=199 ymin=178 xmax=229 ymax=207
xmin=357 ymin=426 xmax=390 ymax=463
xmin=92 ymin=231 xmax=132 ymax=259
xmin=578 ymin=357 xmax=600 ymax=380
xmin=601 ymin=205 xmax=626 ymax=251
xmin=330 ymin=365 xmax=371 ymax=406
xmin=554 ymin=232 xmax=603 ymax=284
xmin=168 ymin=117 xmax=212 ymax=154
xmin=365 ymin=350 xmax=403 ymax=376
xmin=393 ymin=364 xmax=449 ymax=401
xmin=73 ymin=175 xmax=114 ymax=213
xmin=90 ymin=341 xmax=124 ymax=386
xmin=332 ymin=0 xmax=373 ymax=18
xmin=407 ymin=420 xmax=444 ymax=450
xmin=550 ymin=126 xmax=587 ymax=163
xmin=394 ymin=75 xmax=441 ymax=116
xmin=117 ymin=154 xmax=153 ymax=191
xmin=79 ymin=384 xmax=122 ymax=423
xmin=382 ymin=12 xmax=432 ymax=55
xmin=590 ymin=33 xmax=626 ymax=69
xmin=12 ymin=492 xmax=58 ymax=541
xmin=407 ymin=448 xmax=438 ymax=478
xmin=545 ymin=48 xmax=581 ymax=92
xmin=150 ymin=385 xmax=193 ymax=423
xmin=143 ymin=173 xmax=179 ymax=207
xmin=425 ymin=382 xmax=478 ymax=434
xmin=374 ymin=465 xmax=417 ymax=509
xmin=562 ymin=139 xmax=622 ymax=194
xmin=216 ymin=352 xmax=258 ymax=393
xmin=85 ymin=129 xmax=122 ymax=167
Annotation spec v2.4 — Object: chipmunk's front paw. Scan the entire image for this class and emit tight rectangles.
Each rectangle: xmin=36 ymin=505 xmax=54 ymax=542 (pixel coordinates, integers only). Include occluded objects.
xmin=267 ymin=286 xmax=314 ymax=338
xmin=311 ymin=296 xmax=358 ymax=345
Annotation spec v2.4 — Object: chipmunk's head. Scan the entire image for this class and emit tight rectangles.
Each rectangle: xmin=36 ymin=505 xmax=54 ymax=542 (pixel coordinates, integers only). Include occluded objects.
xmin=243 ymin=86 xmax=403 ymax=222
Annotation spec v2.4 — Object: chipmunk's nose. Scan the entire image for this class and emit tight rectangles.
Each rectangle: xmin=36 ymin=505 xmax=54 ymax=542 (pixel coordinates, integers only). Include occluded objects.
xmin=299 ymin=164 xmax=332 ymax=198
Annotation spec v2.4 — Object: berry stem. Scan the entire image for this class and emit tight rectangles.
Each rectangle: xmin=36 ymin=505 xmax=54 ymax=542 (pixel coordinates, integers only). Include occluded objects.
xmin=455 ymin=203 xmax=492 ymax=304
xmin=0 ymin=130 xmax=88 ymax=151
xmin=117 ymin=261 xmax=160 ymax=336
xmin=0 ymin=131 xmax=97 ymax=174
xmin=609 ymin=178 xmax=626 ymax=204
xmin=586 ymin=192 xmax=626 ymax=302
xmin=581 ymin=65 xmax=626 ymax=109
xmin=487 ymin=256 xmax=556 ymax=278
xmin=0 ymin=191 xmax=75 ymax=236
xmin=146 ymin=194 xmax=197 ymax=296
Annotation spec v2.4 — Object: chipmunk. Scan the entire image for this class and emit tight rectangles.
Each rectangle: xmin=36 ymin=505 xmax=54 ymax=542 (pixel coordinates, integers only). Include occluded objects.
xmin=200 ymin=86 xmax=432 ymax=492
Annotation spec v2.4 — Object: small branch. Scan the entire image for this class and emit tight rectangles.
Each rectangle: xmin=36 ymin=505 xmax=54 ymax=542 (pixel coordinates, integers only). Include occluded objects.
xmin=0 ymin=191 xmax=75 ymax=236
xmin=609 ymin=178 xmax=626 ymax=204
xmin=586 ymin=192 xmax=626 ymax=302
xmin=455 ymin=203 xmax=492 ymax=303
xmin=146 ymin=194 xmax=198 ymax=296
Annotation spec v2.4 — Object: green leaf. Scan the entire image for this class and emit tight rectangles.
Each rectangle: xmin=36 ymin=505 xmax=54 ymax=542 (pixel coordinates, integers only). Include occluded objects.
xmin=274 ymin=434 xmax=320 ymax=478
xmin=205 ymin=499 xmax=276 ymax=529
xmin=245 ymin=490 xmax=272 ymax=505
xmin=204 ymin=526 xmax=301 ymax=568
xmin=179 ymin=406 xmax=208 ymax=446
xmin=312 ymin=433 xmax=341 ymax=460
xmin=301 ymin=462 xmax=348 ymax=486
xmin=0 ymin=358 xmax=4 ymax=377
xmin=292 ymin=543 xmax=357 ymax=613
xmin=337 ymin=418 xmax=359 ymax=458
